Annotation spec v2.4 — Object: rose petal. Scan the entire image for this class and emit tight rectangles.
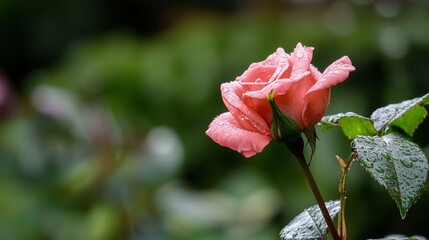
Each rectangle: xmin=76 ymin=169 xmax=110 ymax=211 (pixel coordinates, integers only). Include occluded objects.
xmin=239 ymin=48 xmax=290 ymax=91
xmin=206 ymin=113 xmax=271 ymax=158
xmin=238 ymin=65 xmax=278 ymax=85
xmin=302 ymin=88 xmax=330 ymax=128
xmin=290 ymin=43 xmax=314 ymax=79
xmin=275 ymin=75 xmax=316 ymax=129
xmin=243 ymin=78 xmax=295 ymax=99
xmin=244 ymin=69 xmax=310 ymax=100
xmin=302 ymin=56 xmax=354 ymax=128
xmin=221 ymin=82 xmax=270 ymax=135
xmin=306 ymin=56 xmax=355 ymax=94
xmin=261 ymin=48 xmax=290 ymax=67
xmin=309 ymin=64 xmax=322 ymax=80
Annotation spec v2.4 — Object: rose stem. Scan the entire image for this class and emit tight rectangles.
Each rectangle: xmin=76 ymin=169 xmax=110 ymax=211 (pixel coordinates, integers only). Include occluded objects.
xmin=338 ymin=167 xmax=348 ymax=240
xmin=288 ymin=140 xmax=341 ymax=240
xmin=337 ymin=153 xmax=356 ymax=240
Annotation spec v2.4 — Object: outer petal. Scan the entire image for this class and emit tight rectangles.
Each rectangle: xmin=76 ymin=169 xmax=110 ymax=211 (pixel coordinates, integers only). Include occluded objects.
xmin=206 ymin=113 xmax=271 ymax=158
xmin=221 ymin=82 xmax=270 ymax=135
xmin=302 ymin=88 xmax=330 ymax=128
xmin=306 ymin=56 xmax=355 ymax=94
xmin=275 ymin=74 xmax=316 ymax=129
xmin=302 ymin=56 xmax=354 ymax=128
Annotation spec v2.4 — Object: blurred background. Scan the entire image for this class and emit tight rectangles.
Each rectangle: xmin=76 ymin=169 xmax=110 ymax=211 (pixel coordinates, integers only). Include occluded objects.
xmin=1 ymin=0 xmax=429 ymax=239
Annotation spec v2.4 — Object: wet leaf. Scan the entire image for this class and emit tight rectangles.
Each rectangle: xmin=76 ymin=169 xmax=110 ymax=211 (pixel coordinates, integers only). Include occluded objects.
xmin=279 ymin=200 xmax=340 ymax=240
xmin=320 ymin=112 xmax=376 ymax=140
xmin=352 ymin=133 xmax=429 ymax=218
xmin=367 ymin=233 xmax=427 ymax=240
xmin=371 ymin=93 xmax=429 ymax=136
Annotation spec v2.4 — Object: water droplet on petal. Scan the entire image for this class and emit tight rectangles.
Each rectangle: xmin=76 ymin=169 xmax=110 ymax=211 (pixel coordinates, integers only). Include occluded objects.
xmin=296 ymin=52 xmax=303 ymax=59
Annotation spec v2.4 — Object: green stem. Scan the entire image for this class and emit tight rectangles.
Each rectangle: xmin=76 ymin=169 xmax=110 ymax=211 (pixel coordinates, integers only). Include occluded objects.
xmin=297 ymin=155 xmax=341 ymax=240
xmin=337 ymin=153 xmax=356 ymax=240
xmin=338 ymin=159 xmax=347 ymax=240
xmin=287 ymin=140 xmax=340 ymax=240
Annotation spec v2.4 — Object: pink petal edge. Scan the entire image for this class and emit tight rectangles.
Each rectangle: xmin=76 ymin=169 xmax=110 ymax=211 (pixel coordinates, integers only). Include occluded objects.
xmin=290 ymin=43 xmax=314 ymax=79
xmin=306 ymin=56 xmax=355 ymax=94
xmin=221 ymin=82 xmax=270 ymax=135
xmin=243 ymin=70 xmax=310 ymax=100
xmin=262 ymin=48 xmax=290 ymax=67
xmin=206 ymin=112 xmax=271 ymax=158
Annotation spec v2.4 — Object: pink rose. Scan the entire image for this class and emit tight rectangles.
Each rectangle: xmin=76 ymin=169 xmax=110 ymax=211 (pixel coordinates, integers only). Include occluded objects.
xmin=206 ymin=43 xmax=355 ymax=157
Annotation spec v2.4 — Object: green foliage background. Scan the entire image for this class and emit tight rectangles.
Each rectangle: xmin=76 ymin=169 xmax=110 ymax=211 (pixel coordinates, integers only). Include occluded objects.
xmin=1 ymin=1 xmax=429 ymax=239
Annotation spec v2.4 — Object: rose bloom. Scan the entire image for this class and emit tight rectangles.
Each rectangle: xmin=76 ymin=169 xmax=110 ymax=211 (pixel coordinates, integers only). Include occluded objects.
xmin=206 ymin=43 xmax=355 ymax=157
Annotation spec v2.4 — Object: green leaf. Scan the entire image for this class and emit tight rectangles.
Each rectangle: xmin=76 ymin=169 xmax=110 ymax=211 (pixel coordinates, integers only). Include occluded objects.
xmin=352 ymin=133 xmax=429 ymax=218
xmin=367 ymin=234 xmax=427 ymax=240
xmin=371 ymin=93 xmax=429 ymax=136
xmin=320 ymin=112 xmax=376 ymax=140
xmin=279 ymin=200 xmax=340 ymax=240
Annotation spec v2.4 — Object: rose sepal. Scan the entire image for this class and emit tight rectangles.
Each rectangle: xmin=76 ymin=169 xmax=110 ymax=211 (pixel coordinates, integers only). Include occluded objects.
xmin=267 ymin=90 xmax=302 ymax=144
xmin=303 ymin=126 xmax=317 ymax=163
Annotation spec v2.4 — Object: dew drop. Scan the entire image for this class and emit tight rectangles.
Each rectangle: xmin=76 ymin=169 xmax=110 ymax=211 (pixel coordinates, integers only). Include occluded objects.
xmin=375 ymin=166 xmax=385 ymax=173
xmin=361 ymin=159 xmax=374 ymax=169
xmin=402 ymin=149 xmax=411 ymax=155
xmin=400 ymin=159 xmax=413 ymax=168
xmin=296 ymin=52 xmax=303 ymax=59
xmin=394 ymin=186 xmax=400 ymax=194
xmin=381 ymin=153 xmax=391 ymax=160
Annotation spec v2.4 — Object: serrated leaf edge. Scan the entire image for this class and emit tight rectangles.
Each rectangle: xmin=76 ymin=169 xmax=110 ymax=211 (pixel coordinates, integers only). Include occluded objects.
xmin=371 ymin=93 xmax=429 ymax=134
xmin=352 ymin=134 xmax=429 ymax=219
